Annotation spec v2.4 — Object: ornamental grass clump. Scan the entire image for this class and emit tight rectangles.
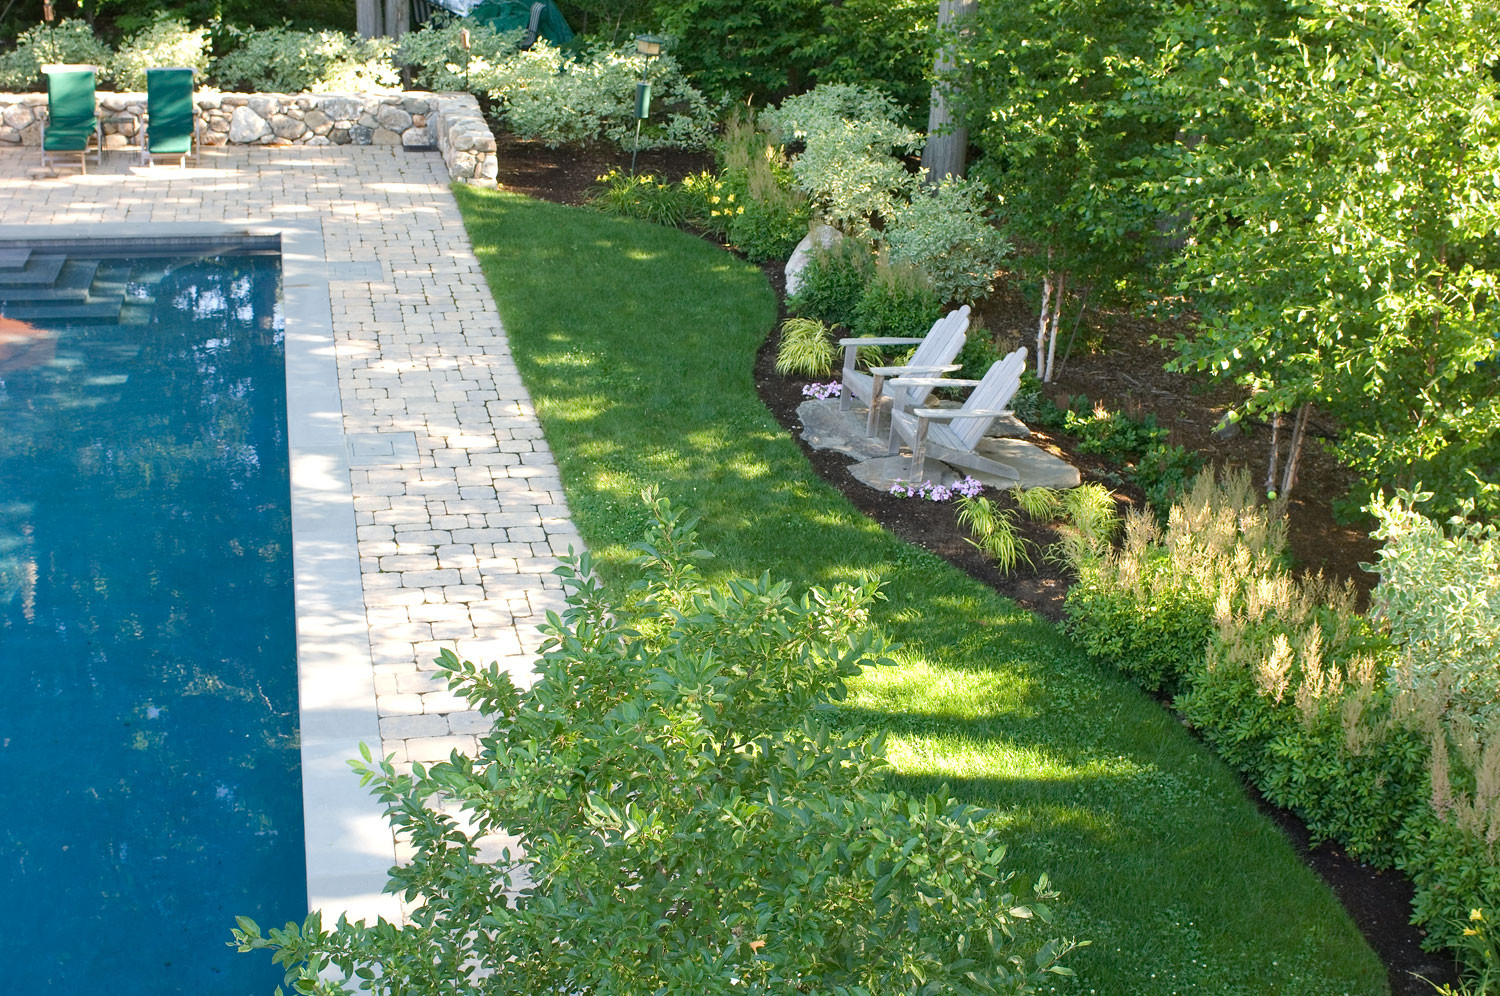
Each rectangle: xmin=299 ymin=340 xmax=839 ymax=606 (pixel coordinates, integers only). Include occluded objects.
xmin=775 ymin=317 xmax=836 ymax=376
xmin=232 ymin=494 xmax=1085 ymax=994
xmin=588 ymin=168 xmax=693 ymax=228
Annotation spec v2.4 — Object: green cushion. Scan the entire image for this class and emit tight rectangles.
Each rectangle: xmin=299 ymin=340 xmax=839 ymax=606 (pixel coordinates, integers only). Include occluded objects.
xmin=44 ymin=69 xmax=96 ymax=151
xmin=145 ymin=68 xmax=194 ymax=153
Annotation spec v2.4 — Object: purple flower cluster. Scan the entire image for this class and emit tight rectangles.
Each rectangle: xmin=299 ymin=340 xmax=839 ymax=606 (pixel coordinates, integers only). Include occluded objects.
xmin=801 ymin=382 xmax=842 ymax=400
xmin=889 ymin=476 xmax=985 ymax=501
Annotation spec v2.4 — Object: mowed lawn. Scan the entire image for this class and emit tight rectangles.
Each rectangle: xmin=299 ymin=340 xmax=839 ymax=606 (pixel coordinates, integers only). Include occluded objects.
xmin=454 ymin=185 xmax=1388 ymax=996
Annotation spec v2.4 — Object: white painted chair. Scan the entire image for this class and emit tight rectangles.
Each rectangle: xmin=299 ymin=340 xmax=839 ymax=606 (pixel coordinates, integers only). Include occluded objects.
xmin=838 ymin=305 xmax=970 ymax=438
xmin=886 ymin=346 xmax=1029 ymax=483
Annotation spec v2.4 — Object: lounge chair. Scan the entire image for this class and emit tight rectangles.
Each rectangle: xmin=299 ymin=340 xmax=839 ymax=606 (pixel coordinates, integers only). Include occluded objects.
xmin=886 ymin=346 xmax=1029 ymax=483
xmin=40 ymin=64 xmax=101 ymax=175
xmin=838 ymin=305 xmax=970 ymax=438
xmin=141 ymin=67 xmax=199 ymax=168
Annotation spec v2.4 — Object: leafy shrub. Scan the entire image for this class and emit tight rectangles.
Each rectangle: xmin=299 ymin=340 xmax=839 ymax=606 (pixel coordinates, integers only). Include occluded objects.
xmin=1063 ymin=468 xmax=1286 ymax=692
xmin=1132 ymin=442 xmax=1204 ymax=518
xmin=211 ymin=26 xmax=398 ymax=93
xmin=588 ymin=167 xmax=692 ymax=227
xmin=0 ymin=20 xmax=113 ymax=92
xmin=396 ymin=20 xmax=522 ymax=91
xmin=776 ymin=317 xmax=837 ymax=376
xmin=787 ymin=238 xmax=875 ymax=329
xmin=763 ymin=83 xmax=922 ymax=232
xmin=884 ymin=176 xmax=1012 ymax=304
xmin=850 ymin=263 xmax=942 ymax=341
xmin=232 ymin=494 xmax=1085 ymax=993
xmin=1367 ymin=492 xmax=1500 ymax=729
xmin=490 ymin=42 xmax=714 ymax=151
xmin=109 ymin=14 xmax=210 ymax=91
xmin=1064 ymin=402 xmax=1169 ymax=460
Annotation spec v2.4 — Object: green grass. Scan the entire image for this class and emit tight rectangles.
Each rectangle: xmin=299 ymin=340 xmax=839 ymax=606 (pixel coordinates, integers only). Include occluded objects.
xmin=453 ymin=186 xmax=1389 ymax=996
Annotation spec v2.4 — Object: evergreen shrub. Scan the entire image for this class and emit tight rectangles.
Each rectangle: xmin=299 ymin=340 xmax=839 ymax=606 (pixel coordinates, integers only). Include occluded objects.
xmin=786 ymin=239 xmax=874 ymax=329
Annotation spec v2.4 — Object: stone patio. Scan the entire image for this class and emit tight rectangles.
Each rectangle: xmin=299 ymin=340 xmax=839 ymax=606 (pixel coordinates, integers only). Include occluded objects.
xmin=0 ymin=145 xmax=577 ymax=921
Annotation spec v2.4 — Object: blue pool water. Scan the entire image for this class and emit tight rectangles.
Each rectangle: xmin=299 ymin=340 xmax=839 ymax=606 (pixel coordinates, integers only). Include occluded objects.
xmin=0 ymin=245 xmax=305 ymax=993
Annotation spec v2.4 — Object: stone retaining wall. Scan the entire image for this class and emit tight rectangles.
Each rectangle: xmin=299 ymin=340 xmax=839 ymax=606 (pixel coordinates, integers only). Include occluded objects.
xmin=0 ymin=89 xmax=497 ymax=185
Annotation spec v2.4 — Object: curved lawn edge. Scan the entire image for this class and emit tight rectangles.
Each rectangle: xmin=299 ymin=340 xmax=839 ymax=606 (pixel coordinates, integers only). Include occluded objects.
xmin=452 ymin=185 xmax=1388 ymax=995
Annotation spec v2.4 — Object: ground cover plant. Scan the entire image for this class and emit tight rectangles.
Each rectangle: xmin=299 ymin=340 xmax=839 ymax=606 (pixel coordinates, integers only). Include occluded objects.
xmin=449 ymin=186 xmax=1388 ymax=995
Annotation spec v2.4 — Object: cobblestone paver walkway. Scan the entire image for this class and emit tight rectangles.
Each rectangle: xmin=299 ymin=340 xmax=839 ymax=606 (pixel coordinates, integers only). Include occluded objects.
xmin=1 ymin=146 xmax=577 ymax=783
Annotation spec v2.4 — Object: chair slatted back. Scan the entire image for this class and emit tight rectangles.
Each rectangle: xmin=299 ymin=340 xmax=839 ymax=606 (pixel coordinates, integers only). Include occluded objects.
xmin=933 ymin=347 xmax=1029 ymax=452
xmin=43 ymin=67 xmax=96 ymax=149
xmin=898 ymin=305 xmax=970 ymax=406
xmin=146 ymin=68 xmax=195 ymax=155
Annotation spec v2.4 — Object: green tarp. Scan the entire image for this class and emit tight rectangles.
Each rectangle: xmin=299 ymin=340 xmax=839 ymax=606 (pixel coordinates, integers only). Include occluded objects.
xmin=470 ymin=0 xmax=574 ymax=46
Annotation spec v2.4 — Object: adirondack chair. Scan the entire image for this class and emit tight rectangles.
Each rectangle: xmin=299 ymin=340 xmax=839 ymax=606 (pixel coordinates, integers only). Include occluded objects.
xmin=40 ymin=65 xmax=101 ymax=175
xmin=141 ymin=67 xmax=199 ymax=168
xmin=839 ymin=305 xmax=969 ymax=438
xmin=887 ymin=346 xmax=1029 ymax=483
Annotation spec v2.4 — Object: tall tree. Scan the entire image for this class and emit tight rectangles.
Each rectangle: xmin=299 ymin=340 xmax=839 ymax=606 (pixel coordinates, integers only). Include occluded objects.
xmin=1153 ymin=0 xmax=1500 ymax=514
xmin=953 ymin=0 xmax=1177 ymax=381
xmin=921 ymin=0 xmax=975 ymax=182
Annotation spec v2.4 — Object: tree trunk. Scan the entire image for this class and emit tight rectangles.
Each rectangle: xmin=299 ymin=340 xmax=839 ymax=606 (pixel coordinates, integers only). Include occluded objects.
xmin=384 ymin=0 xmax=410 ymax=40
xmin=1280 ymin=402 xmax=1312 ymax=498
xmin=1044 ymin=270 xmax=1066 ymax=382
xmin=921 ymin=0 xmax=977 ymax=183
xmin=1035 ymin=271 xmax=1053 ymax=380
xmin=357 ymin=0 xmax=384 ymax=38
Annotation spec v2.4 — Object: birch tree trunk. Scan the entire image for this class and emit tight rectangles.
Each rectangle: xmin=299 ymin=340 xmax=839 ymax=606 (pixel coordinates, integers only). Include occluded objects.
xmin=1035 ymin=271 xmax=1053 ymax=380
xmin=922 ymin=0 xmax=977 ymax=183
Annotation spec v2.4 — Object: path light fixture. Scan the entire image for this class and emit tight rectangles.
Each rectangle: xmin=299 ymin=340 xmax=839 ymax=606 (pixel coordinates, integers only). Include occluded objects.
xmin=630 ymin=34 xmax=667 ymax=175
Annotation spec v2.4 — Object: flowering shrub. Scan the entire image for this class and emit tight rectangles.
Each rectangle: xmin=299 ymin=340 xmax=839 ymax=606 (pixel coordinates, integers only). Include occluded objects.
xmin=489 ymin=43 xmax=714 ymax=151
xmin=109 ymin=14 xmax=210 ymax=91
xmin=884 ymin=176 xmax=1011 ymax=304
xmin=397 ymin=20 xmax=522 ymax=91
xmin=763 ymin=83 xmax=921 ymax=232
xmin=0 ymin=19 xmax=113 ymax=91
xmin=800 ymin=382 xmax=842 ymax=400
xmin=588 ymin=168 xmax=693 ymax=227
xmin=891 ymin=477 xmax=984 ymax=501
xmin=212 ymin=26 xmax=398 ymax=93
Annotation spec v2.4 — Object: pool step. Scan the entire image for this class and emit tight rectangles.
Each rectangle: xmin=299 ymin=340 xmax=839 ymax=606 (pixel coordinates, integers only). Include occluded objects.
xmin=0 ymin=261 xmax=101 ymax=305
xmin=0 ymin=299 xmax=125 ymax=323
xmin=0 ymin=254 xmax=65 ymax=287
xmin=0 ymin=249 xmax=31 ymax=271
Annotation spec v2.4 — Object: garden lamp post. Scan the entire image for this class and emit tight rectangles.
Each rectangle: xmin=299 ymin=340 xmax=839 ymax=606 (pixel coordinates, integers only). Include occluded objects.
xmin=630 ymin=34 xmax=666 ymax=176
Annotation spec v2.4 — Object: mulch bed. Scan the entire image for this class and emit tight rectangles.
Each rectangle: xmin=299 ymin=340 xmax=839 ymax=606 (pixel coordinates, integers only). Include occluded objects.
xmin=490 ymin=130 xmax=1459 ymax=995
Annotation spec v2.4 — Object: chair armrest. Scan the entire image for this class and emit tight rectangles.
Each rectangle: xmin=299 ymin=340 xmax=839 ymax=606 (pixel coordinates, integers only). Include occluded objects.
xmin=838 ymin=336 xmax=926 ymax=347
xmin=868 ymin=363 xmax=961 ymax=377
xmin=912 ymin=408 xmax=1015 ymax=420
xmin=889 ymin=376 xmax=982 ymax=389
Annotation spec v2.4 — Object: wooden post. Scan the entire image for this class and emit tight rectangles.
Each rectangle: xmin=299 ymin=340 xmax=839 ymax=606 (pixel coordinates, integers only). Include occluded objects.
xmin=922 ymin=0 xmax=977 ymax=183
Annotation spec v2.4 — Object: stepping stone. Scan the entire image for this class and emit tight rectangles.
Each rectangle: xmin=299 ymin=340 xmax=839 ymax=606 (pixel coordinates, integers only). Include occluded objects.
xmin=849 ymin=439 xmax=1080 ymax=493
xmin=796 ymin=398 xmax=891 ymax=461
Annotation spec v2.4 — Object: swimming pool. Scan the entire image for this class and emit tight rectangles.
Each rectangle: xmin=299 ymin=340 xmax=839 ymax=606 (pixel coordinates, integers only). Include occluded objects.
xmin=0 ymin=242 xmax=305 ymax=992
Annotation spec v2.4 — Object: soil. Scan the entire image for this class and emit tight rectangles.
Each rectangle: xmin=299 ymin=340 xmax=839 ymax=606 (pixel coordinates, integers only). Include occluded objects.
xmin=490 ymin=133 xmax=1459 ymax=995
